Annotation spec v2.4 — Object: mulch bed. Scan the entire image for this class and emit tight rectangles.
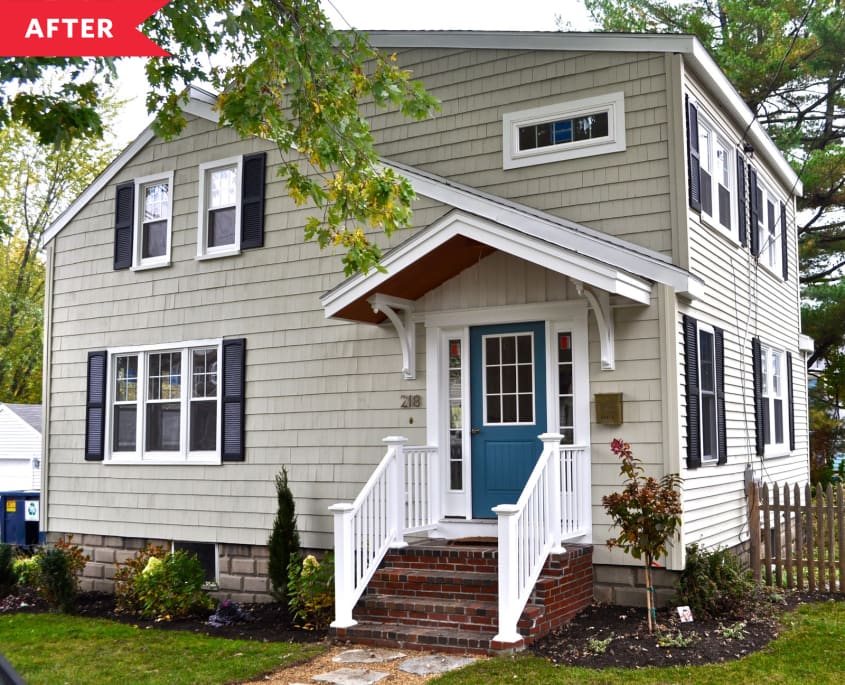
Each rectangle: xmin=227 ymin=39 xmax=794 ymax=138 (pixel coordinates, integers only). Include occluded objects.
xmin=531 ymin=590 xmax=843 ymax=669
xmin=3 ymin=587 xmax=842 ymax=669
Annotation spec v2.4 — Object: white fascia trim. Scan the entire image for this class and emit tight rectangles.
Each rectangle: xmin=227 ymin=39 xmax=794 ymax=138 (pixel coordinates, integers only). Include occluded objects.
xmin=799 ymin=334 xmax=814 ymax=354
xmin=686 ymin=41 xmax=801 ymax=196
xmin=182 ymin=85 xmax=220 ymax=123
xmin=321 ymin=212 xmax=653 ymax=319
xmin=380 ymin=160 xmax=704 ymax=298
xmin=42 ymin=127 xmax=156 ymax=245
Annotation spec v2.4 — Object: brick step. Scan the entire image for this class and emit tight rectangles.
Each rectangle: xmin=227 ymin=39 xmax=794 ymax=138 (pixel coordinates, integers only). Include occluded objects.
xmin=333 ymin=620 xmax=517 ymax=656
xmin=367 ymin=567 xmax=499 ymax=601
xmin=355 ymin=593 xmax=544 ymax=632
xmin=381 ymin=546 xmax=498 ymax=573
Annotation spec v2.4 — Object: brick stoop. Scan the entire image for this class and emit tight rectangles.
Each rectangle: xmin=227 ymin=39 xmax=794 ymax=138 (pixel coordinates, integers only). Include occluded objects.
xmin=331 ymin=539 xmax=593 ymax=655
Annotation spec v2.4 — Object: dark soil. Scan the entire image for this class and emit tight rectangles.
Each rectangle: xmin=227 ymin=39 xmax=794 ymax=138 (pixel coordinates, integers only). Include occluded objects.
xmin=0 ymin=589 xmax=326 ymax=644
xmin=531 ymin=590 xmax=842 ymax=669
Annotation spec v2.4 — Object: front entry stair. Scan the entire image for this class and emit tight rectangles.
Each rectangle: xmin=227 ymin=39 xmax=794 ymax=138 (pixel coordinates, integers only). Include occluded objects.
xmin=331 ymin=539 xmax=593 ymax=655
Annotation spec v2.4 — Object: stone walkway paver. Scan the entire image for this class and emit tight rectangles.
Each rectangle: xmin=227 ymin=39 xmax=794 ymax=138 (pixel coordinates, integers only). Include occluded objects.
xmin=312 ymin=667 xmax=391 ymax=685
xmin=398 ymin=655 xmax=477 ymax=676
xmin=333 ymin=649 xmax=407 ymax=664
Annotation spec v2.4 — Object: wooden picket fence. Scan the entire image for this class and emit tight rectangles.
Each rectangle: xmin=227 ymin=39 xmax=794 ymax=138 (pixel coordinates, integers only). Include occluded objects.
xmin=748 ymin=480 xmax=845 ymax=592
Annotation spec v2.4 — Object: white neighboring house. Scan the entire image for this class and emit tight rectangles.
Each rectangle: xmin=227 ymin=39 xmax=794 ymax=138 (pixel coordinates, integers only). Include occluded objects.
xmin=0 ymin=403 xmax=42 ymax=492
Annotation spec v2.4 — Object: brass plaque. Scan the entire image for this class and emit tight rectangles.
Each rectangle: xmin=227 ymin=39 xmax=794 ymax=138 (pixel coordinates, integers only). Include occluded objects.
xmin=595 ymin=393 xmax=623 ymax=425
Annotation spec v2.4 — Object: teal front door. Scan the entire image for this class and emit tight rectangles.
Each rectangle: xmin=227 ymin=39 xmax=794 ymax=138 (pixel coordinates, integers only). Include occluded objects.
xmin=470 ymin=322 xmax=547 ymax=518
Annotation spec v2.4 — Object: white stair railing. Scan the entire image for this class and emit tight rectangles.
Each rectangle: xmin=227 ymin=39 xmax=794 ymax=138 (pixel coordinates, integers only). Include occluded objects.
xmin=330 ymin=436 xmax=438 ymax=628
xmin=493 ymin=436 xmax=588 ymax=644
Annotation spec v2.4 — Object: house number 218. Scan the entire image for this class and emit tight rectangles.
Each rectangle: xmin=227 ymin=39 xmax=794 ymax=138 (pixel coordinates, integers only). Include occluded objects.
xmin=400 ymin=394 xmax=422 ymax=408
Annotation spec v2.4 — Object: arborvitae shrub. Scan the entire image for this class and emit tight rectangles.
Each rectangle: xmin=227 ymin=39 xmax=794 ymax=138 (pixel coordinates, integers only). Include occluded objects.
xmin=268 ymin=467 xmax=300 ymax=602
xmin=0 ymin=544 xmax=16 ymax=598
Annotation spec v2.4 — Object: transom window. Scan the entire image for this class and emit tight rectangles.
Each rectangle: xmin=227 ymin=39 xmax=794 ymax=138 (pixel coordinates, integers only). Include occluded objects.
xmin=133 ymin=172 xmax=173 ymax=269
xmin=109 ymin=341 xmax=221 ymax=462
xmin=483 ymin=333 xmax=534 ymax=425
xmin=503 ymin=91 xmax=625 ymax=169
xmin=518 ymin=112 xmax=609 ymax=151
xmin=198 ymin=157 xmax=242 ymax=258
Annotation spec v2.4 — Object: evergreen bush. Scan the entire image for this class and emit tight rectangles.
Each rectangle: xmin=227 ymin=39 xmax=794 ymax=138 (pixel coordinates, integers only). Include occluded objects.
xmin=674 ymin=543 xmax=755 ymax=619
xmin=0 ymin=543 xmax=16 ymax=598
xmin=268 ymin=467 xmax=300 ymax=602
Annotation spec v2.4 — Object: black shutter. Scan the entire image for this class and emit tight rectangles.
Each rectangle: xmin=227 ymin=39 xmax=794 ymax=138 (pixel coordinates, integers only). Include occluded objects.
xmin=714 ymin=328 xmax=727 ymax=465
xmin=781 ymin=202 xmax=789 ymax=280
xmin=684 ymin=315 xmax=701 ymax=469
xmin=240 ymin=152 xmax=266 ymax=249
xmin=736 ymin=151 xmax=747 ymax=247
xmin=113 ymin=181 xmax=134 ymax=270
xmin=749 ymin=166 xmax=760 ymax=257
xmin=686 ymin=97 xmax=702 ymax=212
xmin=752 ymin=337 xmax=765 ymax=456
xmin=221 ymin=338 xmax=246 ymax=462
xmin=85 ymin=351 xmax=107 ymax=461
xmin=787 ymin=351 xmax=795 ymax=451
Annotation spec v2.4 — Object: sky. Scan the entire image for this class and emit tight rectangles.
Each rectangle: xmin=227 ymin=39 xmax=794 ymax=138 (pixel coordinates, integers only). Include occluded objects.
xmin=113 ymin=0 xmax=596 ymax=144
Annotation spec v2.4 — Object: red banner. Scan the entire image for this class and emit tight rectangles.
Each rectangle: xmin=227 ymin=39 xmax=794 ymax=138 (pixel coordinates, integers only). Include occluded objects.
xmin=2 ymin=1 xmax=171 ymax=57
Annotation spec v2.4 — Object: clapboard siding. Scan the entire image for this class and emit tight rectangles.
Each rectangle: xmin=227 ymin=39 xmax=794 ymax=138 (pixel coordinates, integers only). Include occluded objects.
xmin=366 ymin=47 xmax=674 ymax=255
xmin=678 ymin=73 xmax=808 ymax=552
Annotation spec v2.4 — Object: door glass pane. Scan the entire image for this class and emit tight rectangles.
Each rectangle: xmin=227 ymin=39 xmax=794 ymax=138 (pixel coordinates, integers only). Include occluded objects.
xmin=484 ymin=333 xmax=534 ymax=425
xmin=557 ymin=332 xmax=575 ymax=444
xmin=448 ymin=338 xmax=463 ymax=490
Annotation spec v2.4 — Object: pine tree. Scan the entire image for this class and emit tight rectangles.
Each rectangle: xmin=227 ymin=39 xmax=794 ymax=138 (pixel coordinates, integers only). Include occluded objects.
xmin=267 ymin=467 xmax=300 ymax=602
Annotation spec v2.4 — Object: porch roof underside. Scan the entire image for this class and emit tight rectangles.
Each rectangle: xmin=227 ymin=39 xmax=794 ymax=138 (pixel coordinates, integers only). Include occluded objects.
xmin=321 ymin=163 xmax=703 ymax=324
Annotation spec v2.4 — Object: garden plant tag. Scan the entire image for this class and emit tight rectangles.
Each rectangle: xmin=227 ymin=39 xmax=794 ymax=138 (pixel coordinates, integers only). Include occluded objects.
xmin=677 ymin=606 xmax=694 ymax=623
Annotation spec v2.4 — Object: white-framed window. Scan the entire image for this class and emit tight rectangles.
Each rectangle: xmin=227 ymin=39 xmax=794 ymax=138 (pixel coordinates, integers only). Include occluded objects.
xmin=447 ymin=337 xmax=465 ymax=491
xmin=197 ymin=156 xmax=243 ymax=258
xmin=503 ymin=92 xmax=626 ymax=169
xmin=755 ymin=183 xmax=782 ymax=273
xmin=133 ymin=172 xmax=173 ymax=269
xmin=697 ymin=324 xmax=719 ymax=463
xmin=761 ymin=344 xmax=788 ymax=453
xmin=697 ymin=118 xmax=735 ymax=235
xmin=107 ymin=339 xmax=222 ymax=463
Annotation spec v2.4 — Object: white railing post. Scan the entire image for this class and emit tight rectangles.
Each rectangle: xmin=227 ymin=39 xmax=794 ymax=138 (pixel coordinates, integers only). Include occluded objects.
xmin=540 ymin=433 xmax=565 ymax=554
xmin=492 ymin=504 xmax=522 ymax=644
xmin=329 ymin=503 xmax=356 ymax=628
xmin=383 ymin=435 xmax=409 ymax=548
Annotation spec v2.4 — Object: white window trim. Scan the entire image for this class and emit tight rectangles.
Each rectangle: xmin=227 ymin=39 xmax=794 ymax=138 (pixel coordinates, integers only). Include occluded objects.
xmin=761 ymin=343 xmax=789 ymax=457
xmin=756 ymin=182 xmax=783 ymax=276
xmin=696 ymin=322 xmax=720 ymax=464
xmin=197 ymin=156 xmax=243 ymax=259
xmin=503 ymin=91 xmax=626 ymax=169
xmin=104 ymin=338 xmax=223 ymax=465
xmin=697 ymin=116 xmax=737 ymax=241
xmin=132 ymin=171 xmax=174 ymax=270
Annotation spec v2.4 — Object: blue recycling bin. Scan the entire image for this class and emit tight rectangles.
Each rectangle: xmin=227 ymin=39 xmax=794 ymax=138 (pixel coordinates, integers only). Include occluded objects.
xmin=0 ymin=491 xmax=40 ymax=547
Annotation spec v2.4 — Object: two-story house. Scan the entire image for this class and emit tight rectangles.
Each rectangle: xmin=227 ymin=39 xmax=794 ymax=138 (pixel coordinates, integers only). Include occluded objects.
xmin=41 ymin=31 xmax=810 ymax=652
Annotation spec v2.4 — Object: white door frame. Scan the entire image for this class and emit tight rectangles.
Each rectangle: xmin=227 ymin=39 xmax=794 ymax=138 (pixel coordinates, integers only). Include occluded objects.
xmin=424 ymin=301 xmax=590 ymax=520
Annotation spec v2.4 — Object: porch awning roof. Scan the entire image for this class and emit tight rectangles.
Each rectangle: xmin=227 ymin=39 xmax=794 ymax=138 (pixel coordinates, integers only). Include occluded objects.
xmin=321 ymin=160 xmax=704 ymax=324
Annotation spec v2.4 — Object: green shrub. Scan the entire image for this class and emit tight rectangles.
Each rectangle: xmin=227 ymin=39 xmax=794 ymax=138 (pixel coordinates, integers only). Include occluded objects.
xmin=0 ymin=543 xmax=16 ymax=598
xmin=114 ymin=545 xmax=213 ymax=620
xmin=13 ymin=555 xmax=40 ymax=588
xmin=35 ymin=537 xmax=88 ymax=613
xmin=114 ymin=544 xmax=166 ymax=614
xmin=674 ymin=543 xmax=755 ymax=619
xmin=268 ymin=468 xmax=300 ymax=603
xmin=287 ymin=553 xmax=334 ymax=630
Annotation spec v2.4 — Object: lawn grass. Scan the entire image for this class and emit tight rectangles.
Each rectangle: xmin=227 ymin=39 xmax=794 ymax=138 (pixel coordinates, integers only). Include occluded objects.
xmin=0 ymin=613 xmax=325 ymax=685
xmin=432 ymin=601 xmax=845 ymax=685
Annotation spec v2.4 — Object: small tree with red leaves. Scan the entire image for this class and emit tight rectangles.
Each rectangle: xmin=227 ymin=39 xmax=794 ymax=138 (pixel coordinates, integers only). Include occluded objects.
xmin=602 ymin=439 xmax=682 ymax=633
